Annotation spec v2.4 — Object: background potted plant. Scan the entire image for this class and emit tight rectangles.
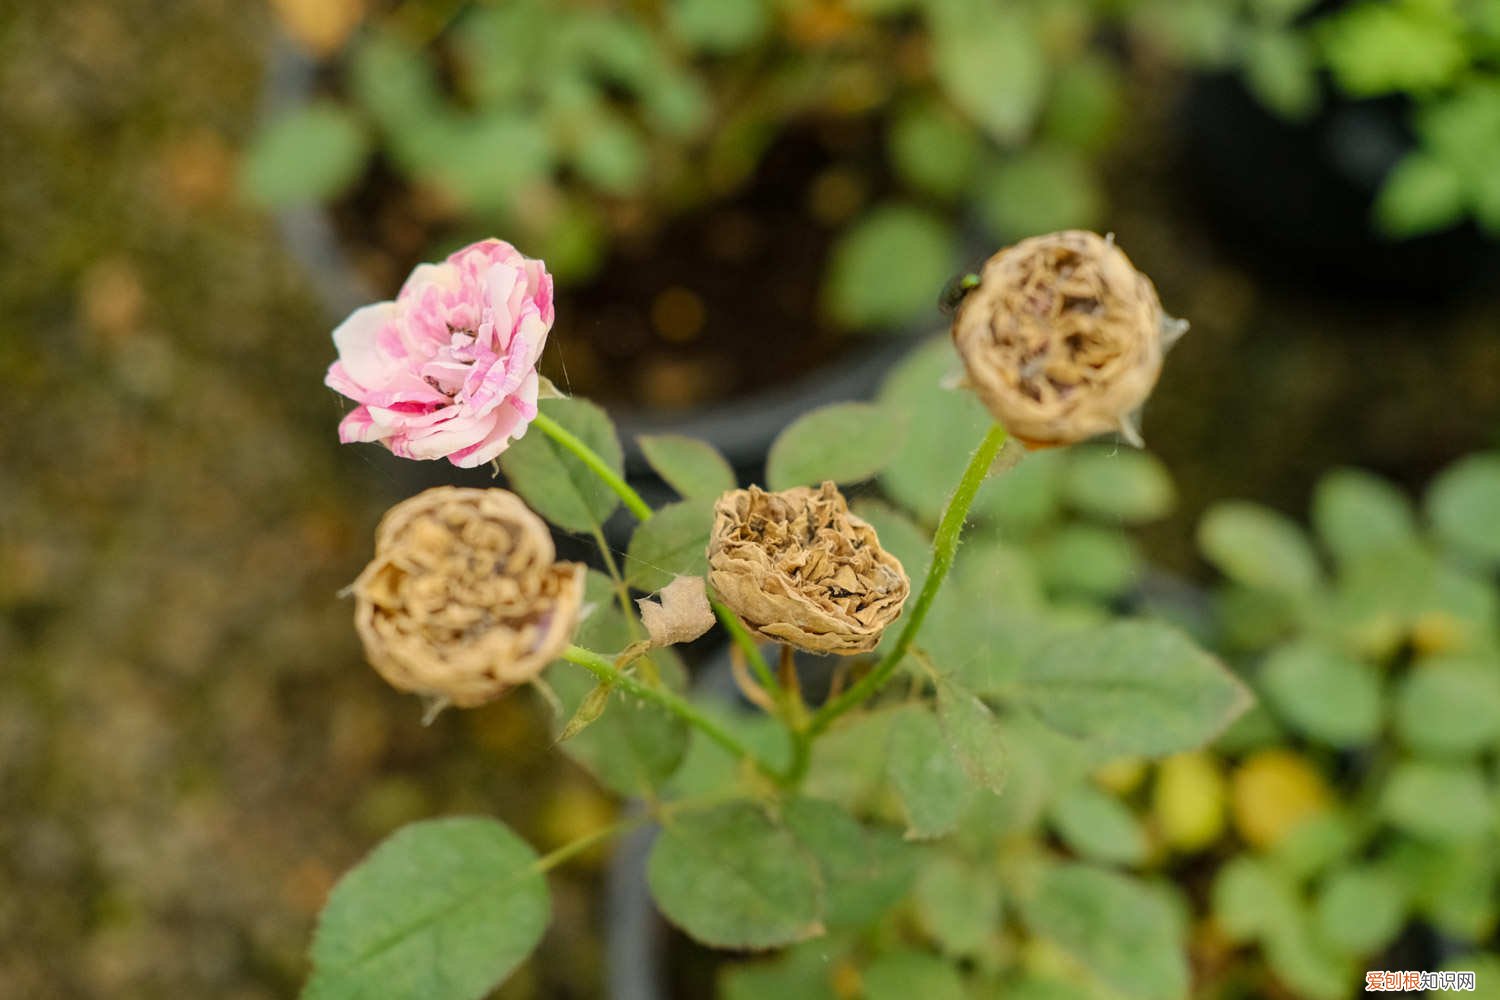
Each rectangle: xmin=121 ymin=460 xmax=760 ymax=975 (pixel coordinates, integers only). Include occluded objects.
xmin=249 ymin=0 xmax=1227 ymax=473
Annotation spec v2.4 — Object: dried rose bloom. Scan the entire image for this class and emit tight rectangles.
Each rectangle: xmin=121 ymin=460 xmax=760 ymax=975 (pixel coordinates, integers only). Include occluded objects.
xmin=707 ymin=482 xmax=910 ymax=655
xmin=952 ymin=230 xmax=1182 ymax=448
xmin=350 ymin=486 xmax=585 ymax=707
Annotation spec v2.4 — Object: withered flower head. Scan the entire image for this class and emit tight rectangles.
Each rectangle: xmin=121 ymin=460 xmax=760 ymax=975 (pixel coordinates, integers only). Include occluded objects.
xmin=350 ymin=486 xmax=585 ymax=707
xmin=707 ymin=482 xmax=910 ymax=655
xmin=952 ymin=230 xmax=1181 ymax=448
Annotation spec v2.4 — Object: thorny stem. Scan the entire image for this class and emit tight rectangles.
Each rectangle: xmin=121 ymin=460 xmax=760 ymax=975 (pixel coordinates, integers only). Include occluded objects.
xmin=807 ymin=423 xmax=1009 ymax=737
xmin=562 ymin=645 xmax=773 ymax=772
xmin=533 ymin=411 xmax=654 ymax=522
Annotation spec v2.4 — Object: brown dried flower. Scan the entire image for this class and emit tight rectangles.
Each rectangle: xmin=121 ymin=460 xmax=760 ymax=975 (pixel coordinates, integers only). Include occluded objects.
xmin=350 ymin=486 xmax=585 ymax=708
xmin=707 ymin=482 xmax=910 ymax=654
xmin=952 ymin=230 xmax=1182 ymax=448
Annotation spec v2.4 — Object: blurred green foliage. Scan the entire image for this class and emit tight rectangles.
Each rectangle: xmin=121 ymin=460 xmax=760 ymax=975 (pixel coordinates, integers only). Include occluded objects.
xmin=1199 ymin=452 xmax=1500 ymax=998
xmin=244 ymin=0 xmax=1241 ymax=332
xmin=1204 ymin=0 xmax=1500 ymax=239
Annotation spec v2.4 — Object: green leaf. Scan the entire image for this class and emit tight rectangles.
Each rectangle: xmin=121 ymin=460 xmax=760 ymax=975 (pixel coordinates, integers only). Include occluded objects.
xmin=1311 ymin=467 xmax=1416 ymax=566
xmin=242 ymin=104 xmax=368 ymax=207
xmin=1380 ymin=760 xmax=1494 ymax=841
xmin=977 ymin=147 xmax=1104 ymax=241
xmin=863 ymin=951 xmax=968 ymax=1000
xmin=349 ymin=32 xmax=440 ymax=129
xmin=986 ymin=448 xmax=1065 ymax=536
xmin=499 ymin=398 xmax=623 ymax=533
xmin=624 ymin=498 xmax=713 ymax=592
xmin=1018 ymin=622 xmax=1253 ymax=757
xmin=668 ymin=0 xmax=770 ymax=54
xmin=1319 ymin=0 xmax=1468 ymax=98
xmin=305 ymin=818 xmax=547 ymax=1000
xmin=1062 ymin=447 xmax=1177 ymax=524
xmin=914 ymin=854 xmax=1000 ymax=957
xmin=570 ymin=108 xmax=649 ymax=196
xmin=802 ymin=706 xmax=900 ymax=810
xmin=878 ymin=337 xmax=1004 ymax=523
xmin=1394 ymin=657 xmax=1500 ymax=756
xmin=1426 ymin=452 xmax=1500 ymax=567
xmin=888 ymin=98 xmax=981 ymax=200
xmin=921 ymin=538 xmax=1051 ymax=693
xmin=423 ymin=112 xmax=553 ymax=213
xmin=1040 ymin=55 xmax=1124 ymax=153
xmin=1198 ymin=501 xmax=1322 ymax=595
xmin=1262 ymin=908 xmax=1354 ymax=1000
xmin=1243 ymin=27 xmax=1320 ymax=121
xmin=547 ymin=659 xmax=690 ymax=796
xmin=935 ymin=678 xmax=1008 ymax=794
xmin=1258 ymin=640 xmax=1383 ymax=748
xmin=1132 ymin=0 xmax=1239 ymax=66
xmin=1314 ymin=867 xmax=1406 ymax=955
xmin=1035 ymin=525 xmax=1141 ymax=602
xmin=887 ymin=706 xmax=975 ymax=839
xmin=1375 ymin=152 xmax=1466 ymax=238
xmin=1385 ymin=838 xmax=1498 ymax=940
xmin=1267 ymin=811 xmax=1358 ymax=881
xmin=825 ymin=205 xmax=955 ymax=330
xmin=765 ymin=402 xmax=908 ymax=490
xmin=783 ymin=799 xmax=918 ymax=929
xmin=546 ymin=583 xmax=691 ymax=796
xmin=1020 ymin=864 xmax=1189 ymax=1000
xmin=1212 ymin=855 xmax=1298 ymax=943
xmin=1050 ymin=784 xmax=1149 ymax=866
xmin=647 ymin=801 xmax=825 ymax=949
xmin=638 ymin=434 xmax=736 ymax=500
xmin=720 ymin=940 xmax=843 ymax=1000
xmin=930 ymin=1 xmax=1046 ymax=142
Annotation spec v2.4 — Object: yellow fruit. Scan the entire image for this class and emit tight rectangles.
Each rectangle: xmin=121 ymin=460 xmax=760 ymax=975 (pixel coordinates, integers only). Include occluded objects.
xmin=1411 ymin=611 xmax=1466 ymax=656
xmin=1231 ymin=749 xmax=1333 ymax=850
xmin=1093 ymin=756 xmax=1149 ymax=796
xmin=1154 ymin=752 xmax=1228 ymax=853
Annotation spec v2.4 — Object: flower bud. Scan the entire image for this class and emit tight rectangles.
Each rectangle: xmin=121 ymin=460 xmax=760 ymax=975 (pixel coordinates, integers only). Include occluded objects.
xmin=952 ymin=230 xmax=1179 ymax=448
xmin=707 ymin=482 xmax=909 ymax=654
xmin=350 ymin=486 xmax=585 ymax=707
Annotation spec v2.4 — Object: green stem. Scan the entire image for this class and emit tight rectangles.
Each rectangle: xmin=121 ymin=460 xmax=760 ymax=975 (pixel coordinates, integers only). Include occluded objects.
xmin=711 ymin=599 xmax=782 ymax=702
xmin=562 ymin=644 xmax=769 ymax=769
xmin=533 ymin=411 xmax=654 ymax=522
xmin=532 ymin=813 xmax=648 ymax=874
xmin=808 ymin=423 xmax=1008 ymax=737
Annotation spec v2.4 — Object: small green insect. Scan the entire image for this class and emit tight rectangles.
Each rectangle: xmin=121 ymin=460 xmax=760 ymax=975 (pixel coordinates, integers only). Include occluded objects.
xmin=938 ymin=270 xmax=982 ymax=315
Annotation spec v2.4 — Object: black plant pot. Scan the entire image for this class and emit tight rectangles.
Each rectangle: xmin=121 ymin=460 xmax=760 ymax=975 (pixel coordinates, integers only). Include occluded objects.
xmin=1179 ymin=73 xmax=1499 ymax=302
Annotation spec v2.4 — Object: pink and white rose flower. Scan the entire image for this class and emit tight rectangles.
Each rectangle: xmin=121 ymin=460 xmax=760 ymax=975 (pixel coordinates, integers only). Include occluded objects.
xmin=325 ymin=239 xmax=554 ymax=468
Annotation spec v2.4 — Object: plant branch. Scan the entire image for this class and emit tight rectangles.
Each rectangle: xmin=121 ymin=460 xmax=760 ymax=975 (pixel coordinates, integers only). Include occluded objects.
xmin=711 ymin=598 xmax=782 ymax=702
xmin=807 ymin=423 xmax=1009 ymax=736
xmin=532 ymin=813 xmax=648 ymax=874
xmin=533 ymin=411 xmax=654 ymax=522
xmin=562 ymin=644 xmax=771 ymax=770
